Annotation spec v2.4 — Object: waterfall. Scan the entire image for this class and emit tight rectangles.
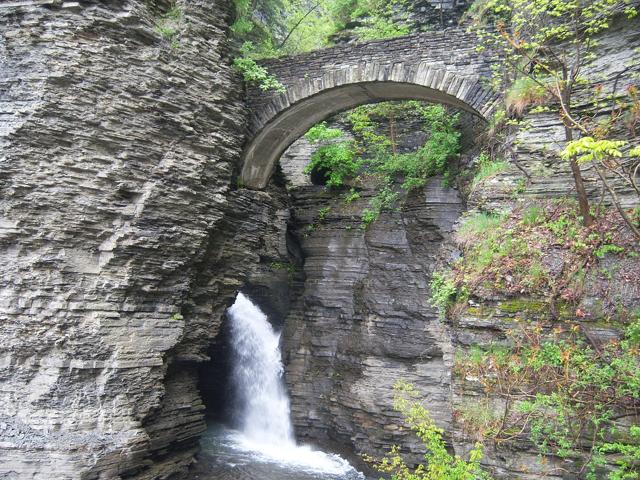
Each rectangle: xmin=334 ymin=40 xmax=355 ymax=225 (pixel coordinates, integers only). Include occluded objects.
xmin=219 ymin=292 xmax=364 ymax=479
xmin=228 ymin=292 xmax=295 ymax=446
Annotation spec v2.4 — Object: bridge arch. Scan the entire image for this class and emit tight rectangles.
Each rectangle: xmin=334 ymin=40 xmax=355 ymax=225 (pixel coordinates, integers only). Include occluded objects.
xmin=240 ymin=32 xmax=500 ymax=189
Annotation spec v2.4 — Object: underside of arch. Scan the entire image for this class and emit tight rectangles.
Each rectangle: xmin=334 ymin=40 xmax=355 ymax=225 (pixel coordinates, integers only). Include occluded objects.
xmin=241 ymin=79 xmax=496 ymax=189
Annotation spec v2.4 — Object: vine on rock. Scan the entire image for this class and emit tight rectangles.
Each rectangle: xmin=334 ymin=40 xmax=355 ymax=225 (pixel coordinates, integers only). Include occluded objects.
xmin=365 ymin=382 xmax=494 ymax=480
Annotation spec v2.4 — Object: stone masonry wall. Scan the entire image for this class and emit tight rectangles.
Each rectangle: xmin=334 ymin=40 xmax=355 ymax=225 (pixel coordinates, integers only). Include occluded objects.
xmin=251 ymin=28 xmax=493 ymax=109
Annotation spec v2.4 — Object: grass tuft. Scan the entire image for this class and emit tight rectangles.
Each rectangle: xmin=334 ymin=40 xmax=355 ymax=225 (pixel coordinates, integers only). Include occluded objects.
xmin=505 ymin=77 xmax=550 ymax=116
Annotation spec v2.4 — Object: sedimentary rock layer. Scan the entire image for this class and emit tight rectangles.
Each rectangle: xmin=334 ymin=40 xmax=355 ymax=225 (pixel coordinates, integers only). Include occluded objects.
xmin=0 ymin=1 xmax=260 ymax=478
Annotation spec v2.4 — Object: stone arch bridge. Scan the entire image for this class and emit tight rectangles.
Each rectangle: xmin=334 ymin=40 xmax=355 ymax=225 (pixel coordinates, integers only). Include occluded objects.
xmin=241 ymin=28 xmax=500 ymax=188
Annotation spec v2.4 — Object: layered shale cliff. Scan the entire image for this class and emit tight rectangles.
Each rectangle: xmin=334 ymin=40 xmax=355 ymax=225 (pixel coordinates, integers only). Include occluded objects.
xmin=0 ymin=2 xmax=289 ymax=478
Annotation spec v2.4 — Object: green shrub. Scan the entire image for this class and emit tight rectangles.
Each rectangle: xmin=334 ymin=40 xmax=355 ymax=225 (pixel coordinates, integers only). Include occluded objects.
xmin=304 ymin=141 xmax=359 ymax=188
xmin=354 ymin=17 xmax=410 ymax=40
xmin=303 ymin=122 xmax=359 ymax=188
xmin=233 ymin=42 xmax=286 ymax=92
xmin=430 ymin=271 xmax=464 ymax=319
xmin=360 ymin=185 xmax=398 ymax=228
xmin=318 ymin=206 xmax=331 ymax=221
xmin=230 ymin=16 xmax=254 ymax=36
xmin=361 ymin=208 xmax=379 ymax=227
xmin=367 ymin=381 xmax=493 ymax=480
xmin=304 ymin=102 xmax=461 ymax=226
xmin=456 ymin=320 xmax=640 ymax=479
xmin=594 ymin=243 xmax=625 ymax=258
xmin=305 ymin=122 xmax=344 ymax=143
xmin=343 ymin=188 xmax=361 ymax=204
xmin=371 ymin=105 xmax=461 ymax=190
xmin=335 ymin=0 xmax=411 ymax=41
xmin=595 ymin=425 xmax=640 ymax=480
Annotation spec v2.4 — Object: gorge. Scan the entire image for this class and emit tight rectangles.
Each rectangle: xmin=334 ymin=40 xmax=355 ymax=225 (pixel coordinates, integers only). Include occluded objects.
xmin=192 ymin=292 xmax=364 ymax=479
xmin=1 ymin=1 xmax=639 ymax=479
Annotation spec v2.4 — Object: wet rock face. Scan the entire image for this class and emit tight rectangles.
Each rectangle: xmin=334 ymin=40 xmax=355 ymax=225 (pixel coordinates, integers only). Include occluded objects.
xmin=278 ymin=129 xmax=465 ymax=463
xmin=1 ymin=2 xmax=638 ymax=479
xmin=0 ymin=1 xmax=283 ymax=478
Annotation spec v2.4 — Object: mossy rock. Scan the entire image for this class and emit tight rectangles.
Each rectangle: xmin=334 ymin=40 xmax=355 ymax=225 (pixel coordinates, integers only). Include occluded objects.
xmin=498 ymin=298 xmax=548 ymax=316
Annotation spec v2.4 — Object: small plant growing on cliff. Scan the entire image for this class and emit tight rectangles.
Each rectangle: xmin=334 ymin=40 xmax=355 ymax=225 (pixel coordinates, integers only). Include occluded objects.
xmin=561 ymin=137 xmax=640 ymax=239
xmin=455 ymin=319 xmax=640 ymax=479
xmin=430 ymin=271 xmax=464 ymax=319
xmin=304 ymin=123 xmax=360 ymax=187
xmin=365 ymin=381 xmax=493 ymax=480
xmin=470 ymin=152 xmax=509 ymax=190
xmin=318 ymin=206 xmax=331 ymax=221
xmin=305 ymin=122 xmax=344 ymax=143
xmin=154 ymin=5 xmax=182 ymax=48
xmin=353 ymin=14 xmax=410 ymax=41
xmin=233 ymin=42 xmax=286 ymax=93
xmin=343 ymin=187 xmax=361 ymax=204
xmin=360 ymin=185 xmax=399 ymax=228
xmin=269 ymin=261 xmax=296 ymax=274
xmin=504 ymin=77 xmax=550 ymax=117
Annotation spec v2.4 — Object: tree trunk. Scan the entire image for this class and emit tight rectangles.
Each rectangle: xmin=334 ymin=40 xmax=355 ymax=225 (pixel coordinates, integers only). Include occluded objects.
xmin=565 ymin=125 xmax=594 ymax=226
xmin=561 ymin=84 xmax=593 ymax=226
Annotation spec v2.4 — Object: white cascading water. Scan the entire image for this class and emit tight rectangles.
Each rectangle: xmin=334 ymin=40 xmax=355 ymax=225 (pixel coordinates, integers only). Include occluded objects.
xmin=225 ymin=293 xmax=364 ymax=477
xmin=228 ymin=292 xmax=295 ymax=446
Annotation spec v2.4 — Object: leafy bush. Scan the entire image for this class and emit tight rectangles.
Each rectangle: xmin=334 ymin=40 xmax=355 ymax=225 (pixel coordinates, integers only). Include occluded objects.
xmin=368 ymin=104 xmax=461 ymax=189
xmin=455 ymin=319 xmax=640 ymax=479
xmin=304 ymin=141 xmax=360 ymax=188
xmin=303 ymin=122 xmax=360 ymax=187
xmin=303 ymin=102 xmax=461 ymax=225
xmin=347 ymin=105 xmax=392 ymax=151
xmin=333 ymin=0 xmax=411 ymax=41
xmin=594 ymin=243 xmax=625 ymax=258
xmin=360 ymin=185 xmax=398 ymax=227
xmin=233 ymin=42 xmax=285 ymax=92
xmin=305 ymin=122 xmax=344 ymax=143
xmin=343 ymin=187 xmax=361 ymax=204
xmin=318 ymin=206 xmax=331 ymax=221
xmin=430 ymin=271 xmax=463 ymax=319
xmin=367 ymin=382 xmax=493 ymax=480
